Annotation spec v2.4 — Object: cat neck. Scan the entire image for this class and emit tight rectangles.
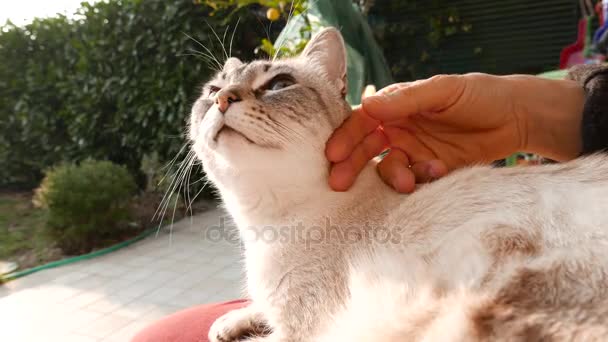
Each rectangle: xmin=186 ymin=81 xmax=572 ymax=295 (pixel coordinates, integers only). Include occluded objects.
xmin=220 ymin=161 xmax=397 ymax=231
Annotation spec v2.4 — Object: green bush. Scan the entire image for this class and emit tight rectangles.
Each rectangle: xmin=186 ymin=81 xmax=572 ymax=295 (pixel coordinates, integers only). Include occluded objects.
xmin=0 ymin=0 xmax=270 ymax=190
xmin=35 ymin=160 xmax=137 ymax=254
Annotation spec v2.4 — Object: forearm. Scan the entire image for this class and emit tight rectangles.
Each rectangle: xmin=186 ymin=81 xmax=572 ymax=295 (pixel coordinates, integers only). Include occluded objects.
xmin=506 ymin=75 xmax=585 ymax=161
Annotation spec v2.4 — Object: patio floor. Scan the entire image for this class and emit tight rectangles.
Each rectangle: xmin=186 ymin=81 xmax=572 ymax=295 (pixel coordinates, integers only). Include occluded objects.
xmin=0 ymin=206 xmax=244 ymax=341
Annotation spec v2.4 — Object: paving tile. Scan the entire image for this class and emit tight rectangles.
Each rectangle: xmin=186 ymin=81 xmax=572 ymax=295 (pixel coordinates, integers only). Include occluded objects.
xmin=166 ymin=276 xmax=241 ymax=308
xmin=117 ymin=270 xmax=180 ymax=298
xmin=138 ymin=286 xmax=186 ymax=305
xmin=3 ymin=271 xmax=55 ymax=291
xmin=82 ymin=262 xmax=134 ymax=278
xmin=144 ymin=257 xmax=188 ymax=270
xmin=101 ymin=319 xmax=153 ymax=342
xmin=202 ymin=289 xmax=241 ymax=303
xmin=0 ymin=208 xmax=244 ymax=342
xmin=163 ymin=249 xmax=201 ymax=261
xmin=57 ymin=309 xmax=106 ymax=332
xmin=110 ymin=299 xmax=157 ymax=320
xmin=161 ymin=260 xmax=202 ymax=273
xmin=70 ymin=275 xmax=115 ymax=292
xmin=73 ymin=312 xmax=134 ymax=339
xmin=138 ymin=304 xmax=184 ymax=321
xmin=214 ymin=265 xmax=245 ymax=281
xmin=86 ymin=293 xmax=138 ymax=314
xmin=165 ymin=287 xmax=213 ymax=308
xmin=121 ymin=255 xmax=158 ymax=268
xmin=99 ymin=277 xmax=138 ymax=292
xmin=51 ymin=270 xmax=93 ymax=285
xmin=217 ymin=285 xmax=244 ymax=300
xmin=35 ymin=284 xmax=84 ymax=304
xmin=162 ymin=266 xmax=227 ymax=290
xmin=61 ymin=291 xmax=107 ymax=311
xmin=110 ymin=282 xmax=156 ymax=301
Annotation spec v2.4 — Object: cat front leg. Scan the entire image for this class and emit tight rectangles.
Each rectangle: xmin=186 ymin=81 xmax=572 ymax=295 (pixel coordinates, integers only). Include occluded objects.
xmin=208 ymin=305 xmax=271 ymax=342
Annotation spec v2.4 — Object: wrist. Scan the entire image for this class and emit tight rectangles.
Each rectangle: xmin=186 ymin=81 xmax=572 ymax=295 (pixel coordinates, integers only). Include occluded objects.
xmin=508 ymin=76 xmax=585 ymax=161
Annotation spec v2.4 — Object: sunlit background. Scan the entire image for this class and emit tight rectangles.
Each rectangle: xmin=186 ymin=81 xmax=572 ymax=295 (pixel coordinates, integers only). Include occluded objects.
xmin=0 ymin=0 xmax=101 ymax=24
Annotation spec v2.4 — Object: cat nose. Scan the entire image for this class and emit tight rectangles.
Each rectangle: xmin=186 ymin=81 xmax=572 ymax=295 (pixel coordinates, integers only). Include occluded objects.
xmin=216 ymin=88 xmax=242 ymax=113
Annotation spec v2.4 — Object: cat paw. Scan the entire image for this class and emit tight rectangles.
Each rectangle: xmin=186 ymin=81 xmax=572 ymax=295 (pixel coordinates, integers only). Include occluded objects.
xmin=208 ymin=307 xmax=270 ymax=342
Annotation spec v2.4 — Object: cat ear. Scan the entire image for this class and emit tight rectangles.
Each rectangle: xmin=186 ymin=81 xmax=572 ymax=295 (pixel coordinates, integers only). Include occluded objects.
xmin=223 ymin=57 xmax=243 ymax=72
xmin=301 ymin=27 xmax=347 ymax=97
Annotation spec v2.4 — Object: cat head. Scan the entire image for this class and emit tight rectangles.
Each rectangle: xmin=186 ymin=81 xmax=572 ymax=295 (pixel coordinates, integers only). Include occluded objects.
xmin=189 ymin=28 xmax=350 ymax=194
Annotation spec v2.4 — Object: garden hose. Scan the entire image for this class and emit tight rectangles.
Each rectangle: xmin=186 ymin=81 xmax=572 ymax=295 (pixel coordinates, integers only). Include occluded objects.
xmin=2 ymin=227 xmax=158 ymax=282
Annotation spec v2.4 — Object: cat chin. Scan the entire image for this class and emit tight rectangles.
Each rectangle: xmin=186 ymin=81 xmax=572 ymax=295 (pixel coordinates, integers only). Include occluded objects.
xmin=200 ymin=145 xmax=278 ymax=177
xmin=213 ymin=129 xmax=254 ymax=152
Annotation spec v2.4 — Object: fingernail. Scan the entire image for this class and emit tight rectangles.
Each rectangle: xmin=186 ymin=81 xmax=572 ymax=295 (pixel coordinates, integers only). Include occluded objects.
xmin=392 ymin=179 xmax=400 ymax=191
xmin=428 ymin=165 xmax=441 ymax=179
xmin=392 ymin=174 xmax=406 ymax=192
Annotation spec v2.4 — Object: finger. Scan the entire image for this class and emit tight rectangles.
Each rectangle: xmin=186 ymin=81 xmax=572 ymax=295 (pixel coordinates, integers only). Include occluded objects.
xmin=362 ymin=75 xmax=465 ymax=122
xmin=375 ymin=82 xmax=410 ymax=96
xmin=328 ymin=129 xmax=388 ymax=191
xmin=382 ymin=127 xmax=436 ymax=164
xmin=377 ymin=149 xmax=416 ymax=193
xmin=410 ymin=160 xmax=449 ymax=183
xmin=326 ymin=106 xmax=381 ymax=162
xmin=362 ymin=84 xmax=377 ymax=99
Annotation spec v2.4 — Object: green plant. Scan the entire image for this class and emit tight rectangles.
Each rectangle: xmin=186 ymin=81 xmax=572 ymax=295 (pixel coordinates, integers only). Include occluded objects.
xmin=0 ymin=0 xmax=264 ymax=192
xmin=201 ymin=0 xmax=311 ymax=57
xmin=368 ymin=0 xmax=473 ymax=81
xmin=35 ymin=160 xmax=137 ymax=254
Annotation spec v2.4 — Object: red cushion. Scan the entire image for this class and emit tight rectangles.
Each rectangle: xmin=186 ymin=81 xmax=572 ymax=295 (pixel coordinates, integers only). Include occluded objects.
xmin=131 ymin=299 xmax=250 ymax=342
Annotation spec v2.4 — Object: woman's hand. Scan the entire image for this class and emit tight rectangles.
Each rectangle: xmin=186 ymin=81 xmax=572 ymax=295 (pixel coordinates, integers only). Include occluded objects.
xmin=326 ymin=73 xmax=585 ymax=193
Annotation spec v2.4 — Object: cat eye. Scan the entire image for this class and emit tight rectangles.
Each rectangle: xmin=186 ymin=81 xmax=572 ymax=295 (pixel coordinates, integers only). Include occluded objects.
xmin=265 ymin=74 xmax=296 ymax=91
xmin=208 ymin=85 xmax=221 ymax=97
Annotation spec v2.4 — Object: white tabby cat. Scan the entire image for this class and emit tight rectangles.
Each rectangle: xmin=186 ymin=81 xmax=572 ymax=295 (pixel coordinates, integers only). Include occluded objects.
xmin=189 ymin=28 xmax=608 ymax=341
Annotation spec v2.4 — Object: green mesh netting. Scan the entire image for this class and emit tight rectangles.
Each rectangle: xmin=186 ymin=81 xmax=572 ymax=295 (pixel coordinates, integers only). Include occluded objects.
xmin=275 ymin=0 xmax=393 ymax=105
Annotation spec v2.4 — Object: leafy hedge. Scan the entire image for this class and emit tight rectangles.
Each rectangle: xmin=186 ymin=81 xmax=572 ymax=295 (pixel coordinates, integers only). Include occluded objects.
xmin=34 ymin=160 xmax=137 ymax=254
xmin=0 ymin=0 xmax=268 ymax=189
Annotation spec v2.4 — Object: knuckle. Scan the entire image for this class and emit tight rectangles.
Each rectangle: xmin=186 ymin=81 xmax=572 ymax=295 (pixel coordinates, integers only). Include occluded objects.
xmin=428 ymin=74 xmax=457 ymax=84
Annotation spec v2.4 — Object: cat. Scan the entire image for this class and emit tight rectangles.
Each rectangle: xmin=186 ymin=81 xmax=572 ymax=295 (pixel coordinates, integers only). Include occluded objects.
xmin=189 ymin=27 xmax=608 ymax=341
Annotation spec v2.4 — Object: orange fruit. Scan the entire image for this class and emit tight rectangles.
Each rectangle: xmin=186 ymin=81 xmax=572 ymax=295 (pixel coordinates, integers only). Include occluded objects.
xmin=266 ymin=8 xmax=280 ymax=21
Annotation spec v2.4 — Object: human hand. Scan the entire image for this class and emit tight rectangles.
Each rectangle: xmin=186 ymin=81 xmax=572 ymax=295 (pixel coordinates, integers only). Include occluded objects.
xmin=326 ymin=73 xmax=584 ymax=192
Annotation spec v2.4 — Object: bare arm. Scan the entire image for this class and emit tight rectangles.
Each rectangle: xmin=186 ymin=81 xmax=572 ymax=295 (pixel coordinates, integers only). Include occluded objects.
xmin=326 ymin=72 xmax=587 ymax=193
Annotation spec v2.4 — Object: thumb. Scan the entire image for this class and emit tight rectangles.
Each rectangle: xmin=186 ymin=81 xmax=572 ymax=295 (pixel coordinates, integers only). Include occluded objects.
xmin=362 ymin=75 xmax=464 ymax=122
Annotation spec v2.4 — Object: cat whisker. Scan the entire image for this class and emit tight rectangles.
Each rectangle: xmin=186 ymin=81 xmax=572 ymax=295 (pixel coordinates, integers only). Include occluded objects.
xmin=153 ymin=142 xmax=190 ymax=222
xmin=160 ymin=151 xmax=196 ymax=238
xmin=229 ymin=17 xmax=241 ymax=58
xmin=183 ymin=151 xmax=195 ymax=221
xmin=222 ymin=24 xmax=230 ymax=54
xmin=157 ymin=142 xmax=189 ymax=185
xmin=154 ymin=149 xmax=196 ymax=236
xmin=273 ymin=0 xmax=319 ymax=61
xmin=182 ymin=32 xmax=223 ymax=70
xmin=181 ymin=47 xmax=224 ymax=72
xmin=179 ymin=50 xmax=221 ymax=72
xmin=178 ymin=52 xmax=222 ymax=72
xmin=272 ymin=0 xmax=296 ymax=61
xmin=205 ymin=19 xmax=229 ymax=62
xmin=187 ymin=177 xmax=212 ymax=218
xmin=267 ymin=119 xmax=306 ymax=144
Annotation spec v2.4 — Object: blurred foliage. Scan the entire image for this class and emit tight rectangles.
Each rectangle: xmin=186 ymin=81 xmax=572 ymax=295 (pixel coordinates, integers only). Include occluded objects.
xmin=368 ymin=0 xmax=473 ymax=81
xmin=34 ymin=160 xmax=137 ymax=254
xmin=201 ymin=0 xmax=310 ymax=57
xmin=0 ymin=0 xmax=265 ymax=191
xmin=0 ymin=0 xmax=475 ymax=192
